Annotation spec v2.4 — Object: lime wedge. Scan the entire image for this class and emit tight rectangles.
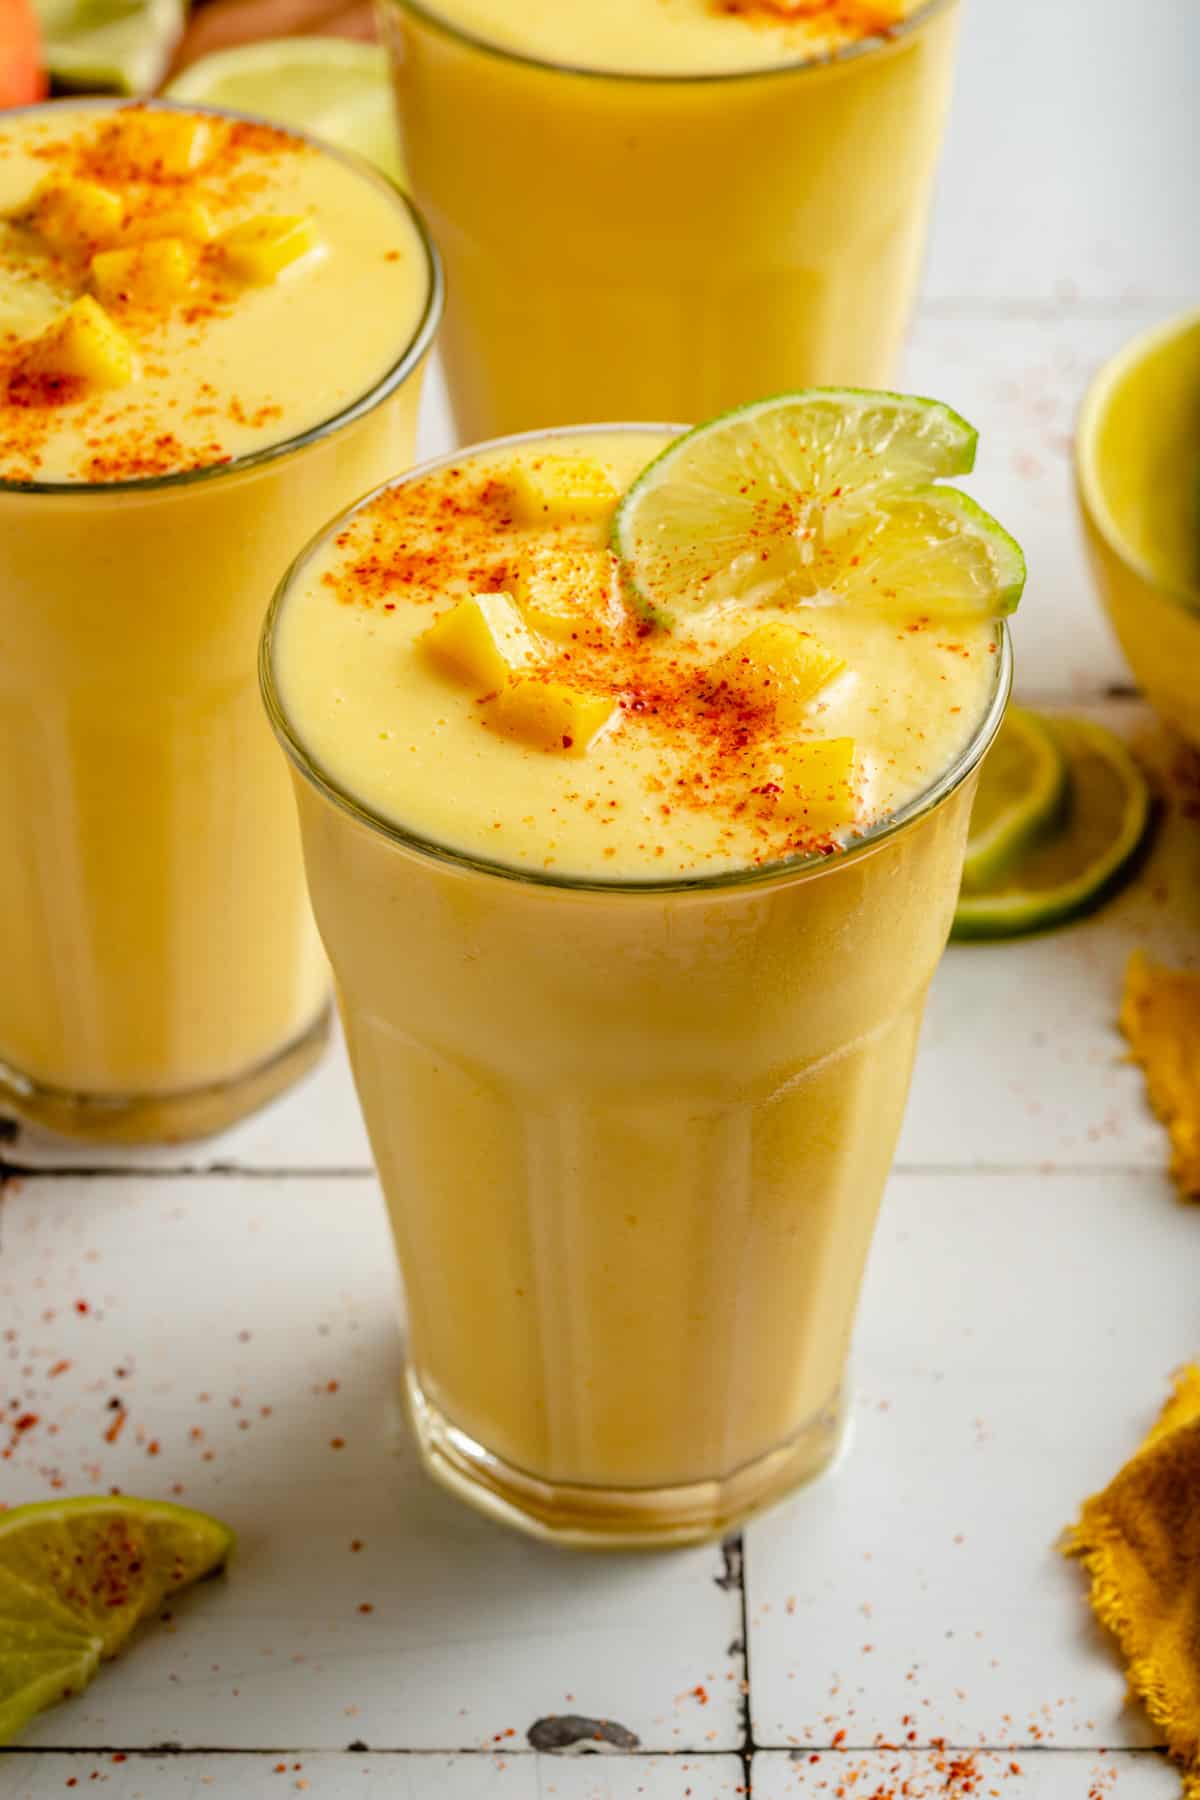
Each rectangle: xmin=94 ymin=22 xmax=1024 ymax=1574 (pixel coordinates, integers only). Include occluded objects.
xmin=961 ymin=707 xmax=1068 ymax=892
xmin=34 ymin=0 xmax=184 ymax=96
xmin=166 ymin=39 xmax=402 ymax=182
xmin=0 ymin=1497 xmax=233 ymax=1745
xmin=952 ymin=718 xmax=1152 ymax=940
xmin=611 ymin=389 xmax=1024 ymax=627
xmin=834 ymin=487 xmax=1026 ymax=619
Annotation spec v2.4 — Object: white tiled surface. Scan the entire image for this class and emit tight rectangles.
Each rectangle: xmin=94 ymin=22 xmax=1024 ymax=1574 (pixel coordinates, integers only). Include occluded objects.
xmin=923 ymin=0 xmax=1198 ymax=306
xmin=3 ymin=1 xmax=1199 ymax=1795
xmin=753 ymin=1750 xmax=1179 ymax=1797
xmin=0 ymin=1179 xmax=741 ymax=1754
xmin=746 ymin=1170 xmax=1199 ymax=1752
xmin=0 ymin=1757 xmax=747 ymax=1798
xmin=902 ymin=702 xmax=1200 ymax=1173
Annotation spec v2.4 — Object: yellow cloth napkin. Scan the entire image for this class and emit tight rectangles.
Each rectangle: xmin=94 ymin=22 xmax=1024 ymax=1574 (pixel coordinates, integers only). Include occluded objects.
xmin=1065 ymin=1364 xmax=1200 ymax=1794
xmin=1121 ymin=950 xmax=1200 ymax=1200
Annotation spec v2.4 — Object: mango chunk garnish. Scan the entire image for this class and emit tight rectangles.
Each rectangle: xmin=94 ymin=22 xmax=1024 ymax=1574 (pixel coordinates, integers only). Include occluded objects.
xmin=422 ymin=593 xmax=538 ymax=695
xmin=30 ymin=178 xmax=124 ymax=257
xmin=99 ymin=110 xmax=227 ymax=178
xmin=492 ymin=677 xmax=617 ymax=754
xmin=91 ymin=238 xmax=196 ymax=308
xmin=514 ymin=545 xmax=617 ymax=641
xmin=124 ymin=200 xmax=215 ymax=245
xmin=506 ymin=456 xmax=617 ymax=525
xmin=712 ymin=621 xmax=845 ymax=727
xmin=765 ymin=737 xmax=858 ymax=830
xmin=218 ymin=215 xmax=319 ymax=284
xmin=18 ymin=296 xmax=135 ymax=391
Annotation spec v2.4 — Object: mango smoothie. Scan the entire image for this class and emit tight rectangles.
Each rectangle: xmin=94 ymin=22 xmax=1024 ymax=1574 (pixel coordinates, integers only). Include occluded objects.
xmin=266 ymin=404 xmax=1014 ymax=1545
xmin=381 ymin=0 xmax=960 ymax=442
xmin=0 ymin=101 xmax=440 ymax=1141
xmin=1076 ymin=308 xmax=1200 ymax=749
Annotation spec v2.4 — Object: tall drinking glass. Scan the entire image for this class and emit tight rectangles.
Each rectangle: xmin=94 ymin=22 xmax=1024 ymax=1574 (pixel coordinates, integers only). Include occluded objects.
xmin=381 ymin=0 xmax=960 ymax=442
xmin=263 ymin=426 xmax=1011 ymax=1548
xmin=0 ymin=100 xmax=442 ymax=1142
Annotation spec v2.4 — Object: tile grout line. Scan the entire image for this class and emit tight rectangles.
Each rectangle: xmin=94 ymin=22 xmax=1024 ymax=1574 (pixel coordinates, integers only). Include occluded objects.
xmin=0 ymin=1160 xmax=380 ymax=1181
xmin=0 ymin=1160 xmax=1168 ymax=1183
xmin=0 ymin=1744 xmax=744 ymax=1763
xmin=725 ymin=1531 xmax=755 ymax=1793
xmin=0 ymin=1743 xmax=1170 ymax=1760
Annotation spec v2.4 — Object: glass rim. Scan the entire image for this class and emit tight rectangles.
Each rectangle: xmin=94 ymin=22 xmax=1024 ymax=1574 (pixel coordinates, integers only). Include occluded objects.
xmin=386 ymin=0 xmax=955 ymax=86
xmin=261 ymin=421 xmax=1014 ymax=900
xmin=1075 ymin=303 xmax=1200 ymax=616
xmin=0 ymin=96 xmax=443 ymax=499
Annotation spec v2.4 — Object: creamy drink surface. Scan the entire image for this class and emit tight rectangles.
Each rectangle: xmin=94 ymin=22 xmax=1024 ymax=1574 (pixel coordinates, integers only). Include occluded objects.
xmin=273 ymin=430 xmax=1000 ymax=880
xmin=0 ymin=103 xmax=429 ymax=482
xmin=404 ymin=0 xmax=933 ymax=76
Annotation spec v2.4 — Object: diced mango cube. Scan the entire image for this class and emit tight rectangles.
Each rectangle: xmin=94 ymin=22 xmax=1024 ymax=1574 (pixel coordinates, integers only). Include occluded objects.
xmin=711 ymin=622 xmax=845 ymax=727
xmin=492 ymin=677 xmax=617 ymax=754
xmin=99 ymin=110 xmax=227 ymax=178
xmin=506 ymin=456 xmax=617 ymax=525
xmin=124 ymin=200 xmax=215 ymax=245
xmin=18 ymin=296 xmax=135 ymax=391
xmin=30 ymin=178 xmax=124 ymax=257
xmin=91 ymin=238 xmax=197 ymax=308
xmin=421 ymin=593 xmax=537 ymax=695
xmin=514 ymin=545 xmax=617 ymax=641
xmin=766 ymin=738 xmax=858 ymax=831
xmin=218 ymin=215 xmax=319 ymax=284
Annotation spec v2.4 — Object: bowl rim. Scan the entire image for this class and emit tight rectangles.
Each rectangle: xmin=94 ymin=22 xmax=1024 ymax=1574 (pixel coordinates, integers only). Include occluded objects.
xmin=1075 ymin=304 xmax=1200 ymax=617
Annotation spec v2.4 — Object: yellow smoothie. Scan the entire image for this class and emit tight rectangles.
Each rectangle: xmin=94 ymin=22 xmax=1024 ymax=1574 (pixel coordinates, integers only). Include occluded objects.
xmin=266 ymin=424 xmax=1009 ymax=1545
xmin=1077 ymin=308 xmax=1200 ymax=749
xmin=381 ymin=0 xmax=960 ymax=440
xmin=0 ymin=101 xmax=440 ymax=1140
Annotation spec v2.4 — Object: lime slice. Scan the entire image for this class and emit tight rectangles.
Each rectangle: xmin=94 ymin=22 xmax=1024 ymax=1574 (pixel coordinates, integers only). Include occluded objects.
xmin=833 ymin=487 xmax=1026 ymax=618
xmin=34 ymin=0 xmax=184 ymax=96
xmin=0 ymin=1497 xmax=233 ymax=1745
xmin=952 ymin=718 xmax=1152 ymax=940
xmin=611 ymin=389 xmax=1025 ymax=627
xmin=961 ymin=707 xmax=1068 ymax=892
xmin=166 ymin=40 xmax=402 ymax=182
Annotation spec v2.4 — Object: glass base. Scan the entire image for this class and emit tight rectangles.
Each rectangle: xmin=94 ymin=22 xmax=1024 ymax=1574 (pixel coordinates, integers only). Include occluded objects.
xmin=406 ymin=1369 xmax=848 ymax=1550
xmin=0 ymin=1005 xmax=332 ymax=1147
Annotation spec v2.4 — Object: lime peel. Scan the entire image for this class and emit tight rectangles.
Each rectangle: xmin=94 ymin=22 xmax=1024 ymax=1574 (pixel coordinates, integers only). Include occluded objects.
xmin=961 ymin=707 xmax=1068 ymax=892
xmin=0 ymin=1496 xmax=233 ymax=1746
xmin=611 ymin=388 xmax=1022 ymax=629
xmin=952 ymin=717 xmax=1152 ymax=940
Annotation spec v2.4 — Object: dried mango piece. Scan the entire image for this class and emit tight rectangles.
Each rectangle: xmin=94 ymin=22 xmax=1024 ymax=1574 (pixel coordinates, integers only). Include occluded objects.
xmin=1120 ymin=950 xmax=1200 ymax=1199
xmin=422 ymin=593 xmax=537 ymax=695
xmin=514 ymin=545 xmax=617 ymax=641
xmin=506 ymin=456 xmax=617 ymax=525
xmin=18 ymin=296 xmax=135 ymax=392
xmin=492 ymin=678 xmax=617 ymax=754
xmin=765 ymin=737 xmax=857 ymax=831
xmin=711 ymin=621 xmax=845 ymax=726
xmin=218 ymin=215 xmax=318 ymax=284
xmin=91 ymin=238 xmax=196 ymax=308
xmin=30 ymin=178 xmax=124 ymax=257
